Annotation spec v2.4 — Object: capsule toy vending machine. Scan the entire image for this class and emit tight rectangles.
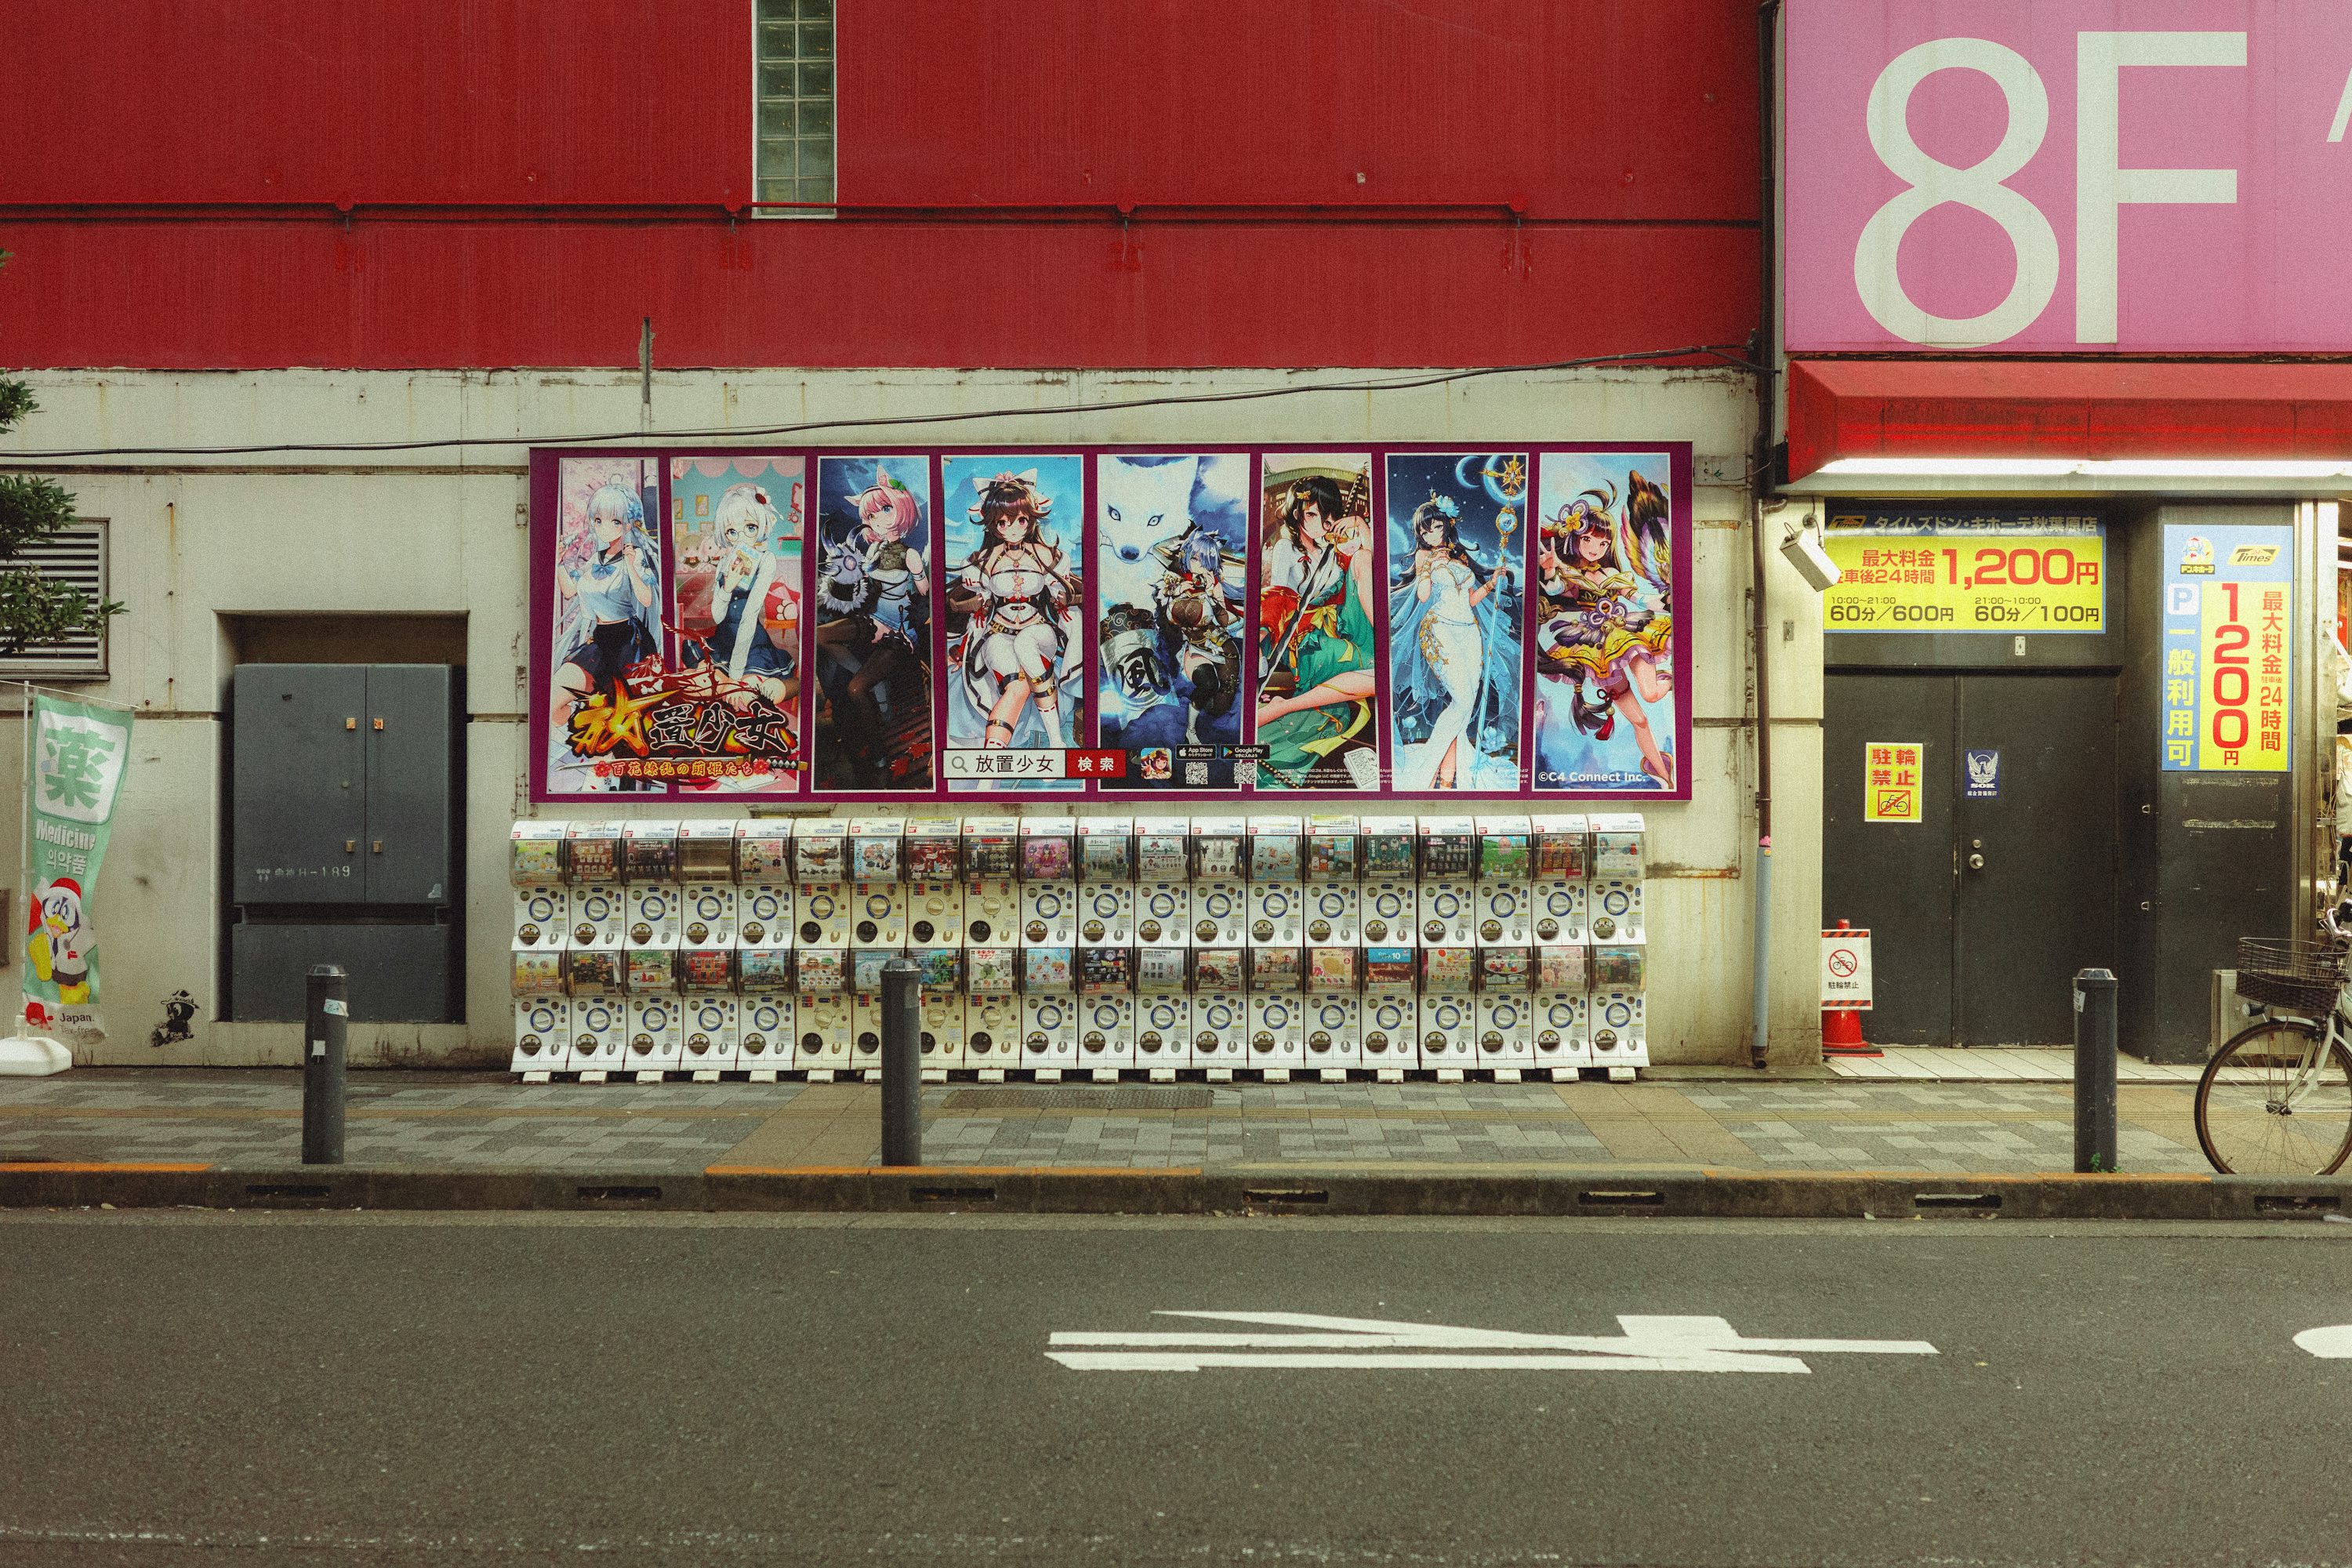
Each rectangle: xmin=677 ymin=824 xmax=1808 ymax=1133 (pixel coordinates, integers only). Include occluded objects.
xmin=1188 ymin=816 xmax=1248 ymax=949
xmin=735 ymin=947 xmax=793 ymax=1076
xmin=622 ymin=821 xmax=683 ymax=949
xmin=1301 ymin=815 xmax=1361 ymax=946
xmin=1303 ymin=946 xmax=1361 ymax=1077
xmin=1589 ymin=946 xmax=1648 ymax=1076
xmin=510 ymin=822 xmax=569 ymax=957
xmin=1587 ymin=813 xmax=1649 ymax=1079
xmin=1134 ymin=947 xmax=1190 ymax=1079
xmin=1415 ymin=816 xmax=1479 ymax=948
xmin=1360 ymin=948 xmax=1418 ymax=1077
xmin=790 ymin=946 xmax=853 ymax=1075
xmin=1529 ymin=815 xmax=1591 ymax=949
xmin=1189 ymin=946 xmax=1247 ymax=1074
xmin=1019 ymin=817 xmax=1079 ymax=947
xmin=1245 ymin=815 xmax=1304 ymax=949
xmin=733 ymin=821 xmax=794 ymax=951
xmin=624 ymin=948 xmax=684 ymax=1078
xmin=848 ymin=818 xmax=907 ymax=949
xmin=563 ymin=946 xmax=627 ymax=1076
xmin=1417 ymin=945 xmax=1477 ymax=1075
xmin=509 ymin=822 xmax=568 ymax=1076
xmin=1532 ymin=944 xmax=1591 ymax=1080
xmin=510 ymin=949 xmax=568 ymax=1076
xmin=1472 ymin=815 xmax=1534 ymax=946
xmin=792 ymin=818 xmax=852 ymax=948
xmin=1079 ymin=946 xmax=1136 ymax=1079
xmin=1587 ymin=813 xmax=1646 ymax=946
xmin=1131 ymin=816 xmax=1192 ymax=953
xmin=1474 ymin=947 xmax=1536 ymax=1072
xmin=679 ymin=946 xmax=740 ymax=1076
xmin=1020 ymin=945 xmax=1079 ymax=1076
xmin=903 ymin=818 xmax=965 ymax=949
xmin=677 ymin=818 xmax=739 ymax=946
xmin=963 ymin=946 xmax=1020 ymax=1075
xmin=1245 ymin=946 xmax=1305 ymax=1076
xmin=1077 ymin=817 xmax=1136 ymax=948
xmin=850 ymin=947 xmax=898 ymax=1076
xmin=1357 ymin=815 xmax=1419 ymax=949
xmin=960 ymin=816 xmax=1021 ymax=947
xmin=913 ymin=947 xmax=965 ymax=1071
xmin=563 ymin=821 xmax=627 ymax=953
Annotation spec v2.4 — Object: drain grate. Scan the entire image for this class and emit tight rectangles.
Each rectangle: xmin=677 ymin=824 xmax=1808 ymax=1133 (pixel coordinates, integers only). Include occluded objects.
xmin=942 ymin=1086 xmax=1215 ymax=1111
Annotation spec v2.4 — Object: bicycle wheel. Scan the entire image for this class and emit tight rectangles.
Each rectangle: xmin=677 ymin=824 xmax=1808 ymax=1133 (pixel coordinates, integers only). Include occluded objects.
xmin=2194 ymin=1018 xmax=2352 ymax=1176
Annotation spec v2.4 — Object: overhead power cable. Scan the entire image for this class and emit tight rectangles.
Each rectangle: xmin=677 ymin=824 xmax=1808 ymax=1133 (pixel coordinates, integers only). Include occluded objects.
xmin=0 ymin=345 xmax=1755 ymax=460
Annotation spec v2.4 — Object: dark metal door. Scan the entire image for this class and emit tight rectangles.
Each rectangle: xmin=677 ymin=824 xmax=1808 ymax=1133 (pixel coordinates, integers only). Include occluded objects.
xmin=1953 ymin=674 xmax=2118 ymax=1045
xmin=362 ymin=665 xmax=456 ymax=906
xmin=1822 ymin=673 xmax=1956 ymax=1046
xmin=229 ymin=665 xmax=366 ymax=905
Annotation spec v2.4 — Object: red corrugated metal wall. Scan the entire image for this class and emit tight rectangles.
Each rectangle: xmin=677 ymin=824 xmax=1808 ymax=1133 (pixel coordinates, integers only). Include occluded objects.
xmin=0 ymin=1 xmax=1759 ymax=369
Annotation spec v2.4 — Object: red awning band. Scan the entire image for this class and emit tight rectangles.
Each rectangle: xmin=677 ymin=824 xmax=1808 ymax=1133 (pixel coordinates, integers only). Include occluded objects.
xmin=1786 ymin=360 xmax=2352 ymax=480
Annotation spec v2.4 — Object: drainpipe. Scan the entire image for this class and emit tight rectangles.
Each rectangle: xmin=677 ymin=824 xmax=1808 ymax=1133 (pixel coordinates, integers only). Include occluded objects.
xmin=1749 ymin=0 xmax=1782 ymax=1071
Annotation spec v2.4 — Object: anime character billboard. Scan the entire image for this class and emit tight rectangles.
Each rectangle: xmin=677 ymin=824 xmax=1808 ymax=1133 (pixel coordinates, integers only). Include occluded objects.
xmin=812 ymin=456 xmax=935 ymax=791
xmin=1095 ymin=452 xmax=1248 ymax=789
xmin=1385 ymin=453 xmax=1526 ymax=791
xmin=1531 ymin=451 xmax=1678 ymax=792
xmin=546 ymin=456 xmax=665 ymax=794
xmin=940 ymin=455 xmax=1085 ymax=792
xmin=1254 ymin=454 xmax=1380 ymax=791
xmin=666 ymin=456 xmax=804 ymax=794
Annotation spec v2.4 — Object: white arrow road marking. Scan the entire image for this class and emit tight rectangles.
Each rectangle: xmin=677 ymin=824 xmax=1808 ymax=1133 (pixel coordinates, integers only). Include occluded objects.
xmin=2332 ymin=67 xmax=2352 ymax=142
xmin=1047 ymin=1312 xmax=1938 ymax=1374
xmin=2294 ymin=1324 xmax=2352 ymax=1357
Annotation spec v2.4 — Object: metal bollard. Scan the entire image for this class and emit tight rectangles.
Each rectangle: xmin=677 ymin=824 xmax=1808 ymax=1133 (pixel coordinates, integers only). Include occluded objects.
xmin=2073 ymin=967 xmax=2118 ymax=1174
xmin=880 ymin=956 xmax=921 ymax=1167
xmin=303 ymin=965 xmax=348 ymax=1166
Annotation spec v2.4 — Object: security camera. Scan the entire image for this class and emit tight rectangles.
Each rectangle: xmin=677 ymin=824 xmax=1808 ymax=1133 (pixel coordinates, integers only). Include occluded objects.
xmin=1780 ymin=523 xmax=1842 ymax=593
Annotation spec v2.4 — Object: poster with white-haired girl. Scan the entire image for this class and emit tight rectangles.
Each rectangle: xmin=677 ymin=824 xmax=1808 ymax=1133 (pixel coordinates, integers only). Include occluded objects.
xmin=547 ymin=456 xmax=662 ymax=794
xmin=670 ymin=456 xmax=805 ymax=795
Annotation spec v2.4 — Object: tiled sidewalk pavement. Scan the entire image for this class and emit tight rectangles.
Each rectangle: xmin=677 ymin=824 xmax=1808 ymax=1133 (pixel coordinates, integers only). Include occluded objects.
xmin=0 ymin=1071 xmax=2216 ymax=1175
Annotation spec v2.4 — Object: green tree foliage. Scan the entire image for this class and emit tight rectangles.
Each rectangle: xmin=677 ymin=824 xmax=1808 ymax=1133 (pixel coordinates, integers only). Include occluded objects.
xmin=0 ymin=252 xmax=121 ymax=659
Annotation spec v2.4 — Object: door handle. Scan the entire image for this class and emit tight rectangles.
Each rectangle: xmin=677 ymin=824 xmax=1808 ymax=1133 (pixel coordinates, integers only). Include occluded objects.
xmin=1968 ymin=853 xmax=1985 ymax=870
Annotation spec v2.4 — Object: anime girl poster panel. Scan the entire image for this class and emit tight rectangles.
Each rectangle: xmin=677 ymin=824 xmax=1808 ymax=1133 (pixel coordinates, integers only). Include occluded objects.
xmin=658 ymin=456 xmax=806 ymax=795
xmin=1254 ymin=452 xmax=1381 ymax=792
xmin=1530 ymin=450 xmax=1680 ymax=793
xmin=939 ymin=454 xmax=1085 ymax=793
xmin=811 ymin=456 xmax=936 ymax=792
xmin=546 ymin=456 xmax=665 ymax=795
xmin=1382 ymin=452 xmax=1526 ymax=792
xmin=1094 ymin=452 xmax=1249 ymax=790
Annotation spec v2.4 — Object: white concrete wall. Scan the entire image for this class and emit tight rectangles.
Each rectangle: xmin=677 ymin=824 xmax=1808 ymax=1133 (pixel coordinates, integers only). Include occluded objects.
xmin=0 ymin=366 xmax=1823 ymax=1066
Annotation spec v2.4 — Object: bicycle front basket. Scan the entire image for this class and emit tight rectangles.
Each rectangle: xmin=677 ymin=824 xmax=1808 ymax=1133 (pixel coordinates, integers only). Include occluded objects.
xmin=2236 ymin=936 xmax=2347 ymax=1017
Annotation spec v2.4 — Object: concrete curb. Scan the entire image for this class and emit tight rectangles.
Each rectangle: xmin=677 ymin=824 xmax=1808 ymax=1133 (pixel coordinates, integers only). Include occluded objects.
xmin=3 ymin=1165 xmax=2350 ymax=1220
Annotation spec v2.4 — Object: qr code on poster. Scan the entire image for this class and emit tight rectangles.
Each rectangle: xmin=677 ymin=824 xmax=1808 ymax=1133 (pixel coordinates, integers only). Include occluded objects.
xmin=1184 ymin=761 xmax=1208 ymax=786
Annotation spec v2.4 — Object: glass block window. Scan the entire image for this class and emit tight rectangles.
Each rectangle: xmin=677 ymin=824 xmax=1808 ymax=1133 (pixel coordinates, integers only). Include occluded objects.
xmin=756 ymin=0 xmax=835 ymax=211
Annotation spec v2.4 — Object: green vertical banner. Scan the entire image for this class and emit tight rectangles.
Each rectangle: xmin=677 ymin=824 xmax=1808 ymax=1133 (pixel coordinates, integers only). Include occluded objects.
xmin=22 ymin=692 xmax=133 ymax=1042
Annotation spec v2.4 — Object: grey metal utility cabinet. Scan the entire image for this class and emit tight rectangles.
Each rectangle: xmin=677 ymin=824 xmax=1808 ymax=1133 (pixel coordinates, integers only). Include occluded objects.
xmin=228 ymin=663 xmax=463 ymax=1022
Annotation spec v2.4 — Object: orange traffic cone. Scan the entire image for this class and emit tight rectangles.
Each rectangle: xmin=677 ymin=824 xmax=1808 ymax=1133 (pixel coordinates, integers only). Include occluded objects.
xmin=1821 ymin=1003 xmax=1879 ymax=1056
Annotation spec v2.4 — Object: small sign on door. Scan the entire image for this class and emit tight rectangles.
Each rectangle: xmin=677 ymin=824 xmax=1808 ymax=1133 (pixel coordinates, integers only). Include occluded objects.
xmin=1962 ymin=748 xmax=2000 ymax=800
xmin=1820 ymin=927 xmax=1873 ymax=1010
xmin=1863 ymin=742 xmax=1922 ymax=822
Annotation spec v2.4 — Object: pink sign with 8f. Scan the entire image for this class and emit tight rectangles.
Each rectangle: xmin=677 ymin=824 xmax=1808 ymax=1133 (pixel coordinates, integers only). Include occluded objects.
xmin=1786 ymin=1 xmax=2352 ymax=353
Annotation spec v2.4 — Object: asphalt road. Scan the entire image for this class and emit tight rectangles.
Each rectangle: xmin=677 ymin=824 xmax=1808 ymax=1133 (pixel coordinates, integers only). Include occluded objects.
xmin=2 ymin=1212 xmax=2349 ymax=1566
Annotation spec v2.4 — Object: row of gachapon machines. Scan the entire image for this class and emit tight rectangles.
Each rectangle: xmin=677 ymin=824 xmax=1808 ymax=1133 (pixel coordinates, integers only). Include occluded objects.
xmin=510 ymin=940 xmax=1648 ymax=1076
xmin=510 ymin=813 xmax=1646 ymax=955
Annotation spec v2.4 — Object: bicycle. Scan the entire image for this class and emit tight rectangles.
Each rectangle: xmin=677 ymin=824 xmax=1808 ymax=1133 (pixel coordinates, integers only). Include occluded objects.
xmin=2194 ymin=924 xmax=2352 ymax=1176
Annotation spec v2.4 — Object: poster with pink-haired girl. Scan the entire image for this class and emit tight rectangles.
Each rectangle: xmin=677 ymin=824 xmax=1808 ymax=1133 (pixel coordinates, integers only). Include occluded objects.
xmin=812 ymin=456 xmax=936 ymax=790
